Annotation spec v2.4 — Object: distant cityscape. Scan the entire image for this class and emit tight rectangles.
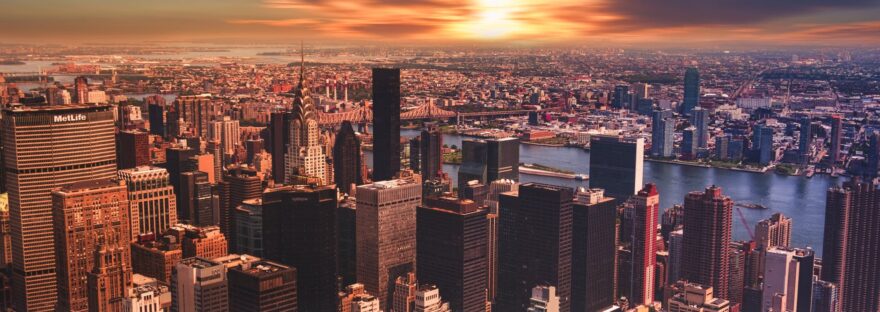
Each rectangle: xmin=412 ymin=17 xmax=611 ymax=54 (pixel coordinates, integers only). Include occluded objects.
xmin=0 ymin=44 xmax=879 ymax=312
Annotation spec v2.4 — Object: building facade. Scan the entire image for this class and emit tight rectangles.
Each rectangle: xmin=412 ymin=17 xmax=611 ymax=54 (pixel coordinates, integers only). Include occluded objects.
xmin=119 ymin=166 xmax=178 ymax=241
xmin=681 ymin=186 xmax=733 ymax=300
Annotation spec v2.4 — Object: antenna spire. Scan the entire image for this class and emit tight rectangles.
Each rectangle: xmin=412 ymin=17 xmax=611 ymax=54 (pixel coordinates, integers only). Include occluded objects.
xmin=299 ymin=41 xmax=305 ymax=83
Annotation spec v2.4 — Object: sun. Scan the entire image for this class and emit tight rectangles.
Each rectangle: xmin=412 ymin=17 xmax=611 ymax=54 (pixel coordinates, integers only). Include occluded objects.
xmin=455 ymin=0 xmax=523 ymax=39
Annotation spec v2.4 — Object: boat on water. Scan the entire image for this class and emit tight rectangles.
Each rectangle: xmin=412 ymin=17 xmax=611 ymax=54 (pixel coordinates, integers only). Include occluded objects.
xmin=735 ymin=202 xmax=769 ymax=210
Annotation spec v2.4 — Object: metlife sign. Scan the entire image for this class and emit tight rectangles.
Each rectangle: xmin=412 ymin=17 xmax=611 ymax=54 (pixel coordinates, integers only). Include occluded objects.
xmin=53 ymin=114 xmax=87 ymax=123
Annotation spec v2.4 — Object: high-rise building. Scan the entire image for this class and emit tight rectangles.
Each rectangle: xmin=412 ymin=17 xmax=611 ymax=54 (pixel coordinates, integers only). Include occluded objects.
xmin=372 ymin=68 xmax=402 ymax=181
xmin=117 ymin=129 xmax=151 ymax=169
xmin=179 ymin=224 xmax=228 ymax=260
xmin=459 ymin=139 xmax=489 ymax=191
xmin=628 ymin=184 xmax=659 ymax=306
xmin=485 ymin=179 xmax=517 ymax=305
xmin=728 ymin=244 xmax=746 ymax=305
xmin=527 ymin=285 xmax=560 ymax=312
xmin=458 ymin=137 xmax=520 ymax=191
xmin=171 ymin=257 xmax=228 ymax=312
xmin=682 ymin=68 xmax=700 ymax=116
xmin=262 ymin=185 xmax=338 ymax=311
xmin=356 ymin=178 xmax=421 ymax=310
xmin=811 ymin=280 xmax=839 ymax=312
xmin=589 ymin=135 xmax=644 ymax=199
xmin=269 ymin=111 xmax=291 ymax=184
xmin=667 ymin=229 xmax=684 ymax=285
xmin=867 ymin=131 xmax=880 ymax=178
xmin=0 ymin=193 xmax=9 ymax=269
xmin=286 ymin=65 xmax=328 ymax=186
xmin=338 ymin=198 xmax=358 ymax=287
xmin=233 ymin=199 xmax=263 ymax=257
xmin=666 ymin=282 xmax=730 ymax=312
xmin=418 ymin=124 xmax=443 ymax=181
xmin=651 ymin=109 xmax=674 ymax=158
xmin=165 ymin=110 xmax=181 ymax=139
xmin=715 ymin=135 xmax=730 ymax=161
xmin=2 ymin=104 xmax=117 ymax=312
xmin=762 ymin=247 xmax=800 ymax=312
xmin=124 ymin=274 xmax=171 ymax=312
xmin=148 ymin=102 xmax=166 ymax=137
xmin=74 ymin=76 xmax=89 ymax=104
xmin=681 ymin=186 xmax=733 ymax=300
xmin=821 ymin=179 xmax=880 ymax=312
xmin=245 ymin=138 xmax=263 ymax=165
xmin=131 ymin=234 xmax=183 ymax=285
xmin=682 ymin=126 xmax=698 ymax=159
xmin=751 ymin=124 xmax=774 ymax=165
xmin=52 ymin=179 xmax=132 ymax=312
xmin=207 ymin=116 xmax=241 ymax=158
xmin=612 ymin=85 xmax=630 ymax=109
xmin=334 ymin=121 xmax=364 ymax=195
xmin=755 ymin=212 xmax=792 ymax=249
xmin=165 ymin=146 xmax=198 ymax=205
xmin=415 ymin=284 xmax=452 ymax=312
xmin=174 ymin=95 xmax=218 ymax=138
xmin=416 ymin=196 xmax=488 ymax=312
xmin=799 ymin=117 xmax=813 ymax=164
xmin=119 ymin=166 xmax=178 ymax=241
xmin=571 ymin=188 xmax=618 ymax=312
xmin=828 ymin=115 xmax=842 ymax=168
xmin=793 ymin=248 xmax=814 ymax=312
xmin=339 ymin=283 xmax=380 ymax=312
xmin=393 ymin=272 xmax=417 ymax=312
xmin=223 ymin=166 xmax=261 ymax=251
xmin=226 ymin=256 xmax=298 ymax=312
xmin=691 ymin=107 xmax=709 ymax=149
xmin=497 ymin=183 xmax=572 ymax=311
xmin=179 ymin=171 xmax=216 ymax=226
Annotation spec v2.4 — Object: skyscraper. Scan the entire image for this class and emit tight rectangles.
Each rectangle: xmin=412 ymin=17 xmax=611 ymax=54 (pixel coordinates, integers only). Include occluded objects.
xmin=117 ymin=129 xmax=151 ymax=169
xmin=458 ymin=137 xmax=520 ymax=191
xmin=762 ymin=247 xmax=800 ymax=312
xmin=171 ymin=257 xmax=228 ymax=312
xmin=751 ymin=124 xmax=774 ymax=165
xmin=755 ymin=212 xmax=792 ymax=249
xmin=629 ymin=184 xmax=659 ymax=306
xmin=52 ymin=179 xmax=132 ymax=312
xmin=458 ymin=139 xmax=489 ymax=191
xmin=286 ymin=63 xmax=328 ymax=186
xmin=356 ymin=178 xmax=421 ymax=310
xmin=174 ymin=95 xmax=218 ymax=138
xmin=793 ymin=248 xmax=814 ymax=312
xmin=613 ymin=85 xmax=630 ymax=109
xmin=74 ymin=76 xmax=89 ymax=104
xmin=2 ymin=104 xmax=117 ymax=312
xmin=681 ymin=185 xmax=733 ymax=300
xmin=828 ymin=115 xmax=842 ymax=168
xmin=393 ymin=272 xmax=417 ymax=312
xmin=691 ymin=107 xmax=709 ymax=149
xmin=799 ymin=117 xmax=813 ymax=164
xmin=497 ymin=183 xmax=572 ymax=311
xmin=667 ymin=229 xmax=684 ymax=285
xmin=226 ymin=256 xmax=298 ymax=312
xmin=223 ymin=166 xmax=261 ymax=251
xmin=179 ymin=171 xmax=215 ymax=226
xmin=416 ymin=196 xmax=489 ymax=312
xmin=821 ymin=179 xmax=880 ymax=312
xmin=651 ymin=109 xmax=674 ymax=158
xmin=207 ymin=116 xmax=241 ymax=159
xmin=269 ymin=111 xmax=291 ymax=184
xmin=589 ymin=135 xmax=644 ymax=200
xmin=666 ymin=282 xmax=730 ymax=312
xmin=148 ymin=102 xmax=165 ymax=136
xmin=571 ymin=188 xmax=618 ymax=312
xmin=262 ymin=185 xmax=338 ymax=311
xmin=418 ymin=124 xmax=443 ymax=181
xmin=682 ymin=126 xmax=698 ymax=159
xmin=233 ymin=199 xmax=263 ymax=257
xmin=372 ymin=68 xmax=402 ymax=181
xmin=683 ymin=67 xmax=700 ymax=116
xmin=334 ymin=121 xmax=364 ymax=195
xmin=118 ymin=166 xmax=178 ymax=241
xmin=811 ymin=280 xmax=839 ymax=312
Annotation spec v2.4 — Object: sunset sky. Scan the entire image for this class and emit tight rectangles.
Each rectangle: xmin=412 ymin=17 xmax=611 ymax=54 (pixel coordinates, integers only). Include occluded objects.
xmin=3 ymin=0 xmax=879 ymax=46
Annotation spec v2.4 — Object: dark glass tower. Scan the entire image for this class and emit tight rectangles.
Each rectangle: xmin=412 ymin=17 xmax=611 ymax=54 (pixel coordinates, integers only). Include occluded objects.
xmin=416 ymin=196 xmax=488 ymax=312
xmin=116 ymin=129 xmax=150 ymax=170
xmin=269 ymin=111 xmax=291 ymax=184
xmin=681 ymin=185 xmax=733 ymax=300
xmin=497 ymin=183 xmax=572 ymax=311
xmin=333 ymin=121 xmax=363 ymax=195
xmin=589 ymin=135 xmax=644 ymax=200
xmin=263 ymin=185 xmax=338 ymax=311
xmin=571 ymin=188 xmax=618 ymax=312
xmin=419 ymin=124 xmax=443 ymax=181
xmin=458 ymin=139 xmax=488 ymax=191
xmin=148 ymin=103 xmax=165 ymax=136
xmin=828 ymin=115 xmax=842 ymax=168
xmin=458 ymin=138 xmax=519 ymax=192
xmin=372 ymin=68 xmax=401 ymax=181
xmin=683 ymin=67 xmax=700 ymax=116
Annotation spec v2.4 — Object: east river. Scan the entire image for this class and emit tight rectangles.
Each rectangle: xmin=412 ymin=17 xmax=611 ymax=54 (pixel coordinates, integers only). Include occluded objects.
xmin=366 ymin=129 xmax=841 ymax=255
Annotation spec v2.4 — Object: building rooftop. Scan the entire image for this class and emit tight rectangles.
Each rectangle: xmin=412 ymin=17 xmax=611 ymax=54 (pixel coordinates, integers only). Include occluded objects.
xmin=179 ymin=257 xmax=221 ymax=269
xmin=3 ymin=103 xmax=111 ymax=113
xmin=55 ymin=179 xmax=124 ymax=193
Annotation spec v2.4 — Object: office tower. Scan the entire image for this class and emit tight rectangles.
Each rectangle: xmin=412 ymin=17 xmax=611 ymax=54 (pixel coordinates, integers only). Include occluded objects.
xmin=415 ymin=285 xmax=452 ymax=312
xmin=227 ymin=257 xmax=298 ymax=312
xmin=457 ymin=180 xmax=485 ymax=203
xmin=52 ymin=180 xmax=132 ymax=312
xmin=691 ymin=107 xmax=709 ymax=148
xmin=485 ymin=180 xmax=516 ymax=304
xmin=527 ymin=285 xmax=560 ymax=312
xmin=179 ymin=171 xmax=215 ymax=226
xmin=683 ymin=68 xmax=700 ymax=116
xmin=828 ymin=115 xmax=842 ymax=167
xmin=166 ymin=146 xmax=198 ymax=199
xmin=339 ymin=283 xmax=380 ymax=312
xmin=868 ymin=131 xmax=880 ymax=178
xmin=459 ymin=139 xmax=489 ymax=190
xmin=124 ymin=274 xmax=171 ymax=312
xmin=131 ymin=234 xmax=183 ymax=285
xmin=148 ymin=103 xmax=165 ymax=136
xmin=269 ymin=111 xmax=291 ymax=184
xmin=812 ymin=280 xmax=839 ymax=312
xmin=799 ymin=117 xmax=813 ymax=164
xmin=681 ymin=186 xmax=733 ymax=300
xmin=166 ymin=110 xmax=181 ymax=139
xmin=755 ymin=212 xmax=792 ymax=249
xmin=117 ymin=129 xmax=151 ymax=169
xmin=666 ymin=282 xmax=730 ymax=312
xmin=334 ymin=121 xmax=364 ymax=195
xmin=651 ymin=109 xmax=674 ymax=158
xmin=285 ymin=65 xmax=327 ymax=186
xmin=174 ymin=95 xmax=217 ymax=137
xmin=497 ymin=183 xmax=572 ymax=311
xmin=356 ymin=178 xmax=421 ymax=310
xmin=661 ymin=204 xmax=684 ymax=241
xmin=589 ymin=135 xmax=644 ymax=199
xmin=668 ymin=229 xmax=684 ymax=284
xmin=234 ymin=199 xmax=263 ymax=257
xmin=207 ymin=116 xmax=241 ymax=157
xmin=762 ymin=248 xmax=800 ymax=312
xmin=458 ymin=137 xmax=519 ymax=192
xmin=224 ymin=166 xmax=261 ymax=251
xmin=728 ymin=245 xmax=746 ymax=305
xmin=263 ymin=185 xmax=338 ymax=311
xmin=2 ymin=104 xmax=117 ymax=312
xmin=338 ymin=199 xmax=357 ymax=287
xmin=372 ymin=68 xmax=402 ymax=181
xmin=715 ymin=135 xmax=730 ymax=160
xmin=682 ymin=126 xmax=698 ymax=159
xmin=628 ymin=184 xmax=659 ymax=306
xmin=171 ymin=257 xmax=228 ymax=312
xmin=571 ymin=188 xmax=618 ymax=312
xmin=793 ymin=248 xmax=814 ymax=312
xmin=244 ymin=138 xmax=263 ymax=165
xmin=416 ymin=196 xmax=488 ymax=312
xmin=119 ymin=166 xmax=178 ymax=241
xmin=751 ymin=124 xmax=774 ymax=165
xmin=393 ymin=272 xmax=417 ymax=312
xmin=419 ymin=124 xmax=443 ymax=181
xmin=409 ymin=136 xmax=421 ymax=173
xmin=821 ymin=179 xmax=880 ymax=312
xmin=74 ymin=76 xmax=89 ymax=104
xmin=613 ymin=85 xmax=630 ymax=109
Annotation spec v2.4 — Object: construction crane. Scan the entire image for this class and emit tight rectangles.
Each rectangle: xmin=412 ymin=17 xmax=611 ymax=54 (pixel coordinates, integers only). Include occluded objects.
xmin=735 ymin=207 xmax=755 ymax=241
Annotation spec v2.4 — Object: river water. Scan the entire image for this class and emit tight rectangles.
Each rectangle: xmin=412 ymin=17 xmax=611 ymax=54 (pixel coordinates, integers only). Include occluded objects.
xmin=366 ymin=129 xmax=840 ymax=254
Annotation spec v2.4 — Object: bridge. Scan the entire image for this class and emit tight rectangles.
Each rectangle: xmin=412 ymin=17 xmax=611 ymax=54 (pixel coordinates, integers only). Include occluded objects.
xmin=317 ymin=102 xmax=539 ymax=126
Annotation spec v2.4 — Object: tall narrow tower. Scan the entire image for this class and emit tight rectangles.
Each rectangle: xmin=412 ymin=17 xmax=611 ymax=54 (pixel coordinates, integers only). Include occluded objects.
xmin=286 ymin=47 xmax=328 ymax=186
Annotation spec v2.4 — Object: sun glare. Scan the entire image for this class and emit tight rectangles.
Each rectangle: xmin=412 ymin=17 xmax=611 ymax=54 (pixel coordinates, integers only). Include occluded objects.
xmin=460 ymin=0 xmax=521 ymax=39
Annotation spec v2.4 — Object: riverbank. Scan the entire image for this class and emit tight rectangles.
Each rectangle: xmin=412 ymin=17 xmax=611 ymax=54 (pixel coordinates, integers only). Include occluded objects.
xmin=645 ymin=158 xmax=770 ymax=174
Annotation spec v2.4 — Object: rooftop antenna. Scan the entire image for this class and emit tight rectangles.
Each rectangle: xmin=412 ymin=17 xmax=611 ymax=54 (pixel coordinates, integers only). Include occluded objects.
xmin=299 ymin=41 xmax=305 ymax=84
